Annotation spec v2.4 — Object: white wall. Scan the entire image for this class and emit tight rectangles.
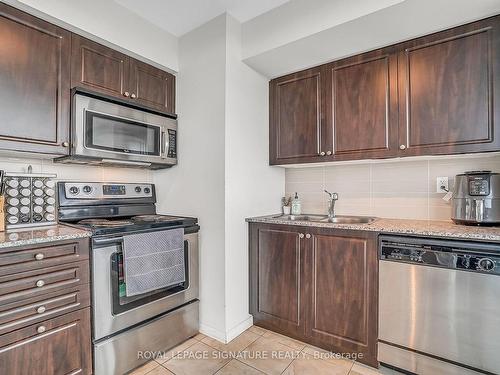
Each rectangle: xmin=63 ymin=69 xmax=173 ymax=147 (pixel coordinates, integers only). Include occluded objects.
xmin=224 ymin=15 xmax=284 ymax=339
xmin=5 ymin=0 xmax=178 ymax=71
xmin=153 ymin=15 xmax=228 ymax=340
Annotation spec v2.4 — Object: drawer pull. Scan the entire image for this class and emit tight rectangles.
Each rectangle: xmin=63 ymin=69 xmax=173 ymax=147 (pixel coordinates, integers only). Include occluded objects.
xmin=34 ymin=253 xmax=44 ymax=261
xmin=36 ymin=280 xmax=45 ymax=288
xmin=37 ymin=306 xmax=46 ymax=314
xmin=36 ymin=325 xmax=46 ymax=334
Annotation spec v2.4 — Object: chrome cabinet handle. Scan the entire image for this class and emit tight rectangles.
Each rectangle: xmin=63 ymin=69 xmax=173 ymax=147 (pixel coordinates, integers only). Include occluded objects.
xmin=124 ymin=91 xmax=130 ymax=97
xmin=305 ymin=234 xmax=311 ymax=239
xmin=62 ymin=141 xmax=69 ymax=147
xmin=34 ymin=253 xmax=44 ymax=261
xmin=299 ymin=233 xmax=305 ymax=239
xmin=320 ymin=151 xmax=326 ymax=156
xmin=36 ymin=325 xmax=46 ymax=334
xmin=131 ymin=93 xmax=137 ymax=99
xmin=326 ymin=151 xmax=332 ymax=155
xmin=37 ymin=306 xmax=46 ymax=314
xmin=400 ymin=144 xmax=406 ymax=150
xmin=36 ymin=280 xmax=45 ymax=288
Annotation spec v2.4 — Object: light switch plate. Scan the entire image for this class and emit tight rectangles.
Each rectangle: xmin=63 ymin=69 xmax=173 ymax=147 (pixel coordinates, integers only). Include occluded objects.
xmin=436 ymin=177 xmax=449 ymax=193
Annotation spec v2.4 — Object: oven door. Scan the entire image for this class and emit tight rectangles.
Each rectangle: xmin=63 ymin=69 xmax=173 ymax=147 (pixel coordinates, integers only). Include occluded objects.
xmin=72 ymin=93 xmax=177 ymax=166
xmin=92 ymin=231 xmax=198 ymax=340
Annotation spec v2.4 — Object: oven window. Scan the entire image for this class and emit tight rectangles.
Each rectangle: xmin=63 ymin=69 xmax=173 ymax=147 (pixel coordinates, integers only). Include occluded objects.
xmin=110 ymin=240 xmax=189 ymax=315
xmin=85 ymin=110 xmax=160 ymax=155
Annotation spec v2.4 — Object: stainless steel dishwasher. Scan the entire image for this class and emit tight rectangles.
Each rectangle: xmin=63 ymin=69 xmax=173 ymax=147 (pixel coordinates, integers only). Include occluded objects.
xmin=378 ymin=235 xmax=500 ymax=375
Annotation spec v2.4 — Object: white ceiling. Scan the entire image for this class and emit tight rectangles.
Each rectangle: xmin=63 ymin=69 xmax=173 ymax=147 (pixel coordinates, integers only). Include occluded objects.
xmin=114 ymin=0 xmax=290 ymax=36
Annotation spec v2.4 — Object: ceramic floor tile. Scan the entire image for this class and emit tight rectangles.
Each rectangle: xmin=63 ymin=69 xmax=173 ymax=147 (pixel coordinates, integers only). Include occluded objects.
xmin=163 ymin=341 xmax=230 ymax=375
xmin=239 ymin=336 xmax=299 ymax=375
xmin=349 ymin=362 xmax=395 ymax=375
xmin=155 ymin=337 xmax=198 ymax=364
xmin=202 ymin=330 xmax=260 ymax=353
xmin=215 ymin=359 xmax=265 ymax=374
xmin=146 ymin=366 xmax=175 ymax=375
xmin=283 ymin=353 xmax=351 ymax=375
xmin=128 ymin=360 xmax=160 ymax=375
xmin=193 ymin=333 xmax=207 ymax=341
xmin=247 ymin=325 xmax=268 ymax=336
xmin=261 ymin=331 xmax=307 ymax=351
xmin=302 ymin=345 xmax=354 ymax=371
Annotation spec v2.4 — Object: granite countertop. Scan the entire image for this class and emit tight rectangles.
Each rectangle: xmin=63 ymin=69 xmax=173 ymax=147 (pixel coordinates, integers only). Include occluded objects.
xmin=0 ymin=224 xmax=91 ymax=249
xmin=246 ymin=214 xmax=500 ymax=242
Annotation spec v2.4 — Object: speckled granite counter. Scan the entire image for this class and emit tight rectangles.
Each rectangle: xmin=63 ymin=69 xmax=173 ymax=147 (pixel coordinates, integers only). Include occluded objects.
xmin=0 ymin=224 xmax=91 ymax=249
xmin=246 ymin=215 xmax=500 ymax=242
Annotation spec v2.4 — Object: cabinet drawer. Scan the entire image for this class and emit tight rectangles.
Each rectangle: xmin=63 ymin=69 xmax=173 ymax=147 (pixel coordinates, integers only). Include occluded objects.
xmin=0 ymin=308 xmax=91 ymax=375
xmin=0 ymin=261 xmax=89 ymax=305
xmin=0 ymin=238 xmax=89 ymax=277
xmin=0 ymin=285 xmax=90 ymax=335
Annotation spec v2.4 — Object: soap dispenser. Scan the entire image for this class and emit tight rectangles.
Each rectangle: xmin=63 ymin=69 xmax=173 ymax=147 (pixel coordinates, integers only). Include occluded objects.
xmin=291 ymin=192 xmax=301 ymax=215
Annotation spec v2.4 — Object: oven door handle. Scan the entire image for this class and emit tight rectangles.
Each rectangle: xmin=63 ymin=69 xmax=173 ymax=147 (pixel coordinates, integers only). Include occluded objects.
xmin=93 ymin=237 xmax=123 ymax=246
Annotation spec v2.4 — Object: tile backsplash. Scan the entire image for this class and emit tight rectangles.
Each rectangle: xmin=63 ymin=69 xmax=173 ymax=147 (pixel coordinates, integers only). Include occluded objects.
xmin=0 ymin=157 xmax=153 ymax=183
xmin=285 ymin=154 xmax=500 ymax=221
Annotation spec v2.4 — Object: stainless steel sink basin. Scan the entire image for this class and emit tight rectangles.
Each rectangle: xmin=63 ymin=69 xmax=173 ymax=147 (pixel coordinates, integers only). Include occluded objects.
xmin=319 ymin=215 xmax=376 ymax=224
xmin=274 ymin=214 xmax=376 ymax=224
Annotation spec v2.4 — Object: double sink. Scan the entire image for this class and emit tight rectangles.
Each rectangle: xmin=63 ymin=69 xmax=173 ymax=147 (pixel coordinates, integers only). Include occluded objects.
xmin=274 ymin=214 xmax=376 ymax=224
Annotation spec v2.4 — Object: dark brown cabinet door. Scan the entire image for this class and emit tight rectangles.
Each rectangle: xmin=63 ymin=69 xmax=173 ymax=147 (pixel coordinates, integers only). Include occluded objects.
xmin=270 ymin=67 xmax=329 ymax=165
xmin=249 ymin=224 xmax=307 ymax=338
xmin=129 ymin=58 xmax=175 ymax=114
xmin=71 ymin=34 xmax=129 ymax=99
xmin=0 ymin=4 xmax=70 ymax=155
xmin=304 ymin=228 xmax=378 ymax=367
xmin=398 ymin=17 xmax=500 ymax=156
xmin=0 ymin=307 xmax=91 ymax=375
xmin=325 ymin=50 xmax=399 ymax=160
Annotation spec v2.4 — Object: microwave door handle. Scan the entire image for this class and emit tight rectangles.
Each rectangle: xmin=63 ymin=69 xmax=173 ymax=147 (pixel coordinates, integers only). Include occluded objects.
xmin=161 ymin=131 xmax=166 ymax=156
xmin=162 ymin=131 xmax=170 ymax=158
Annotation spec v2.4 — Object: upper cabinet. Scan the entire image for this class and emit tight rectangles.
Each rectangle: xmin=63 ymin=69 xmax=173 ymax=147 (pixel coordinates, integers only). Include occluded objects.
xmin=398 ymin=18 xmax=500 ymax=156
xmin=0 ymin=3 xmax=71 ymax=156
xmin=71 ymin=35 xmax=176 ymax=114
xmin=269 ymin=16 xmax=500 ymax=165
xmin=269 ymin=67 xmax=328 ymax=164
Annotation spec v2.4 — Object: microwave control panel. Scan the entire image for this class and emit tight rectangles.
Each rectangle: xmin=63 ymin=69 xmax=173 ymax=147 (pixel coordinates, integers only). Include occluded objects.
xmin=167 ymin=129 xmax=177 ymax=158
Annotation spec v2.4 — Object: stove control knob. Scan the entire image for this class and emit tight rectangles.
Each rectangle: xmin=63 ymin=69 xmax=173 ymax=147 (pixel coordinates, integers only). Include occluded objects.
xmin=82 ymin=185 xmax=92 ymax=194
xmin=135 ymin=186 xmax=142 ymax=193
xmin=478 ymin=258 xmax=495 ymax=272
xmin=69 ymin=186 xmax=79 ymax=195
xmin=144 ymin=187 xmax=151 ymax=194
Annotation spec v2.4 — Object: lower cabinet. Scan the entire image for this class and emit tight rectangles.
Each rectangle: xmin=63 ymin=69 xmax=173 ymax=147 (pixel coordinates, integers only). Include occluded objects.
xmin=249 ymin=223 xmax=378 ymax=367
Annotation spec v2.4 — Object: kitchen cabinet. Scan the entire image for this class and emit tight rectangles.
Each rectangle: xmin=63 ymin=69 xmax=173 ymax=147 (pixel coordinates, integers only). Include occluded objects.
xmin=397 ymin=17 xmax=500 ymax=156
xmin=249 ymin=223 xmax=378 ymax=367
xmin=0 ymin=3 xmax=70 ymax=156
xmin=72 ymin=35 xmax=176 ymax=114
xmin=269 ymin=67 xmax=329 ymax=164
xmin=325 ymin=49 xmax=399 ymax=160
xmin=0 ymin=237 xmax=91 ymax=375
xmin=269 ymin=15 xmax=500 ymax=165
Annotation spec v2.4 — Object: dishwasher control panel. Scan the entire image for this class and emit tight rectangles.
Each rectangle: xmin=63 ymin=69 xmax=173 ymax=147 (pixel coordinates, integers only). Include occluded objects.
xmin=380 ymin=236 xmax=500 ymax=275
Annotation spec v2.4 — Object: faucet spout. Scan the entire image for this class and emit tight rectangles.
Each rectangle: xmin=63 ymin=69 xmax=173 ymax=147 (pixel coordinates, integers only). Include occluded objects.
xmin=324 ymin=190 xmax=339 ymax=218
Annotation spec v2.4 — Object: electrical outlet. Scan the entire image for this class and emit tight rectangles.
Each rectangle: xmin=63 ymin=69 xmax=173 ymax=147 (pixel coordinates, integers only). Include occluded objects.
xmin=436 ymin=177 xmax=449 ymax=193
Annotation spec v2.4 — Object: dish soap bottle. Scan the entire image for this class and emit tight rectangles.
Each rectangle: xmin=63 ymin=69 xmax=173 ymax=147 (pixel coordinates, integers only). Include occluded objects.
xmin=291 ymin=192 xmax=301 ymax=215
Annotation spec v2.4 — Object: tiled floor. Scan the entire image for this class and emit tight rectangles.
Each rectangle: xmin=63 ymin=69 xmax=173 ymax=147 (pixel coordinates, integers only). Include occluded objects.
xmin=128 ymin=326 xmax=402 ymax=375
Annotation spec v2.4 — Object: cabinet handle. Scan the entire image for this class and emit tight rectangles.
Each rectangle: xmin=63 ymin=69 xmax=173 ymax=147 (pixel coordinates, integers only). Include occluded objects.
xmin=326 ymin=151 xmax=332 ymax=156
xmin=299 ymin=233 xmax=305 ymax=239
xmin=131 ymin=93 xmax=137 ymax=99
xmin=36 ymin=280 xmax=45 ymax=288
xmin=37 ymin=306 xmax=46 ymax=314
xmin=319 ymin=152 xmax=326 ymax=156
xmin=34 ymin=253 xmax=44 ymax=261
xmin=305 ymin=233 xmax=311 ymax=239
xmin=124 ymin=91 xmax=130 ymax=97
xmin=36 ymin=325 xmax=46 ymax=334
xmin=399 ymin=144 xmax=406 ymax=150
xmin=62 ymin=141 xmax=69 ymax=147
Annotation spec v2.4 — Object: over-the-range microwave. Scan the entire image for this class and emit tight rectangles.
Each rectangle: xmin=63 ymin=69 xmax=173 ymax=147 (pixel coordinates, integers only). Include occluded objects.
xmin=56 ymin=92 xmax=177 ymax=169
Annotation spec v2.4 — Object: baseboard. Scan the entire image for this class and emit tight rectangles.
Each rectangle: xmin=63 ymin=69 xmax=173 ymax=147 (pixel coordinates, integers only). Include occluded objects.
xmin=198 ymin=323 xmax=226 ymax=343
xmin=226 ymin=315 xmax=254 ymax=342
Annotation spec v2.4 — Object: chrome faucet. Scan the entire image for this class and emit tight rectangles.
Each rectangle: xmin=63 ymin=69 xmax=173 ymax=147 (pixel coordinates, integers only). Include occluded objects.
xmin=324 ymin=190 xmax=339 ymax=218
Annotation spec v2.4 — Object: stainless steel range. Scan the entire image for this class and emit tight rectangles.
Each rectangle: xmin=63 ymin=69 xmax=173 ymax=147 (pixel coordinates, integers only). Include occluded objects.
xmin=58 ymin=182 xmax=199 ymax=375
